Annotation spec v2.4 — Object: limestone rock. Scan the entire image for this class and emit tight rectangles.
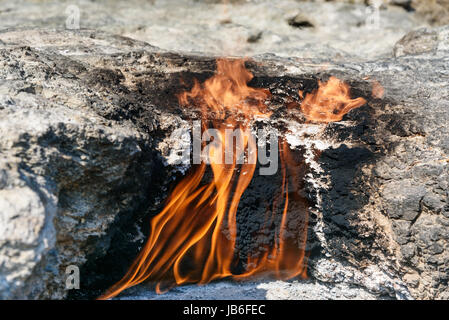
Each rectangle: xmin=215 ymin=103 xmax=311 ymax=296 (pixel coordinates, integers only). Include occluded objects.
xmin=0 ymin=18 xmax=447 ymax=299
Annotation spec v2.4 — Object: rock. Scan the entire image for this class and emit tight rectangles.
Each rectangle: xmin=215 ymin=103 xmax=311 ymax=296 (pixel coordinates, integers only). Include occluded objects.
xmin=394 ymin=27 xmax=440 ymax=57
xmin=0 ymin=2 xmax=448 ymax=300
xmin=391 ymin=0 xmax=414 ymax=11
xmin=287 ymin=13 xmax=314 ymax=29
xmin=396 ymin=24 xmax=449 ymax=57
xmin=381 ymin=180 xmax=426 ymax=221
xmin=0 ymin=167 xmax=52 ymax=299
xmin=114 ymin=279 xmax=382 ymax=300
xmin=0 ymin=31 xmax=183 ymax=299
xmin=247 ymin=31 xmax=263 ymax=43
xmin=412 ymin=0 xmax=449 ymax=26
xmin=0 ymin=0 xmax=428 ymax=61
xmin=0 ymin=91 xmax=159 ymax=299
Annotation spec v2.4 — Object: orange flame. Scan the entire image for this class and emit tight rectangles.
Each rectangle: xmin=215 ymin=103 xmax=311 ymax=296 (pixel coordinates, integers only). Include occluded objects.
xmin=178 ymin=59 xmax=270 ymax=119
xmin=99 ymin=61 xmax=365 ymax=300
xmin=300 ymin=76 xmax=366 ymax=122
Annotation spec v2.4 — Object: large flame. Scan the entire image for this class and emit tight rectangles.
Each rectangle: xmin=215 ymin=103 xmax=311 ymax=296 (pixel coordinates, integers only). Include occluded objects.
xmin=99 ymin=60 xmax=365 ymax=300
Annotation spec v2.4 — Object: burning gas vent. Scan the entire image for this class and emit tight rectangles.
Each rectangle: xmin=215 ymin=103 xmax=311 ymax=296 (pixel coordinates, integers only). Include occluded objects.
xmin=99 ymin=59 xmax=367 ymax=299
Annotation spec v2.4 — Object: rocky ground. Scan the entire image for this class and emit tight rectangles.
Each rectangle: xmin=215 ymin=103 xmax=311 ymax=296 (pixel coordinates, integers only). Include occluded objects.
xmin=0 ymin=0 xmax=430 ymax=60
xmin=116 ymin=278 xmax=382 ymax=300
xmin=0 ymin=0 xmax=448 ymax=300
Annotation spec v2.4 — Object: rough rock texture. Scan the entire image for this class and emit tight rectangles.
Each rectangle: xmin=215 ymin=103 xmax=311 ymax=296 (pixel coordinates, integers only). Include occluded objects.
xmin=412 ymin=0 xmax=449 ymax=26
xmin=0 ymin=30 xmax=178 ymax=299
xmin=0 ymin=1 xmax=448 ymax=300
xmin=318 ymin=25 xmax=449 ymax=300
xmin=0 ymin=102 xmax=151 ymax=299
xmin=115 ymin=279 xmax=382 ymax=300
xmin=0 ymin=0 xmax=428 ymax=61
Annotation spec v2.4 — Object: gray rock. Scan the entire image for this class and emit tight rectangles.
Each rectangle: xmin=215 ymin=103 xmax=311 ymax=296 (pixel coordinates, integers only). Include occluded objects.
xmin=115 ymin=279 xmax=383 ymax=300
xmin=0 ymin=30 xmax=182 ymax=299
xmin=394 ymin=27 xmax=440 ymax=57
xmin=0 ymin=92 xmax=159 ymax=299
xmin=0 ymin=0 xmax=428 ymax=61
xmin=0 ymin=3 xmax=447 ymax=300
xmin=381 ymin=180 xmax=426 ymax=221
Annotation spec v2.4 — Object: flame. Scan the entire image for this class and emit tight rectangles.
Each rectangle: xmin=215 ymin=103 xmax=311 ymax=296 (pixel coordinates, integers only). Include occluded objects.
xmin=371 ymin=80 xmax=384 ymax=99
xmin=299 ymin=76 xmax=366 ymax=122
xmin=178 ymin=59 xmax=270 ymax=119
xmin=99 ymin=61 xmax=365 ymax=300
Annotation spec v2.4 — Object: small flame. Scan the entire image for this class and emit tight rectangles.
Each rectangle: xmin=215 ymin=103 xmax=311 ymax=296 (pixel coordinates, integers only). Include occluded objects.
xmin=299 ymin=76 xmax=366 ymax=122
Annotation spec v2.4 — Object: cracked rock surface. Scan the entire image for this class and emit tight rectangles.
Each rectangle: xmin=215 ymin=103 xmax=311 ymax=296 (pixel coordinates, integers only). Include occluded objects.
xmin=0 ymin=1 xmax=448 ymax=300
